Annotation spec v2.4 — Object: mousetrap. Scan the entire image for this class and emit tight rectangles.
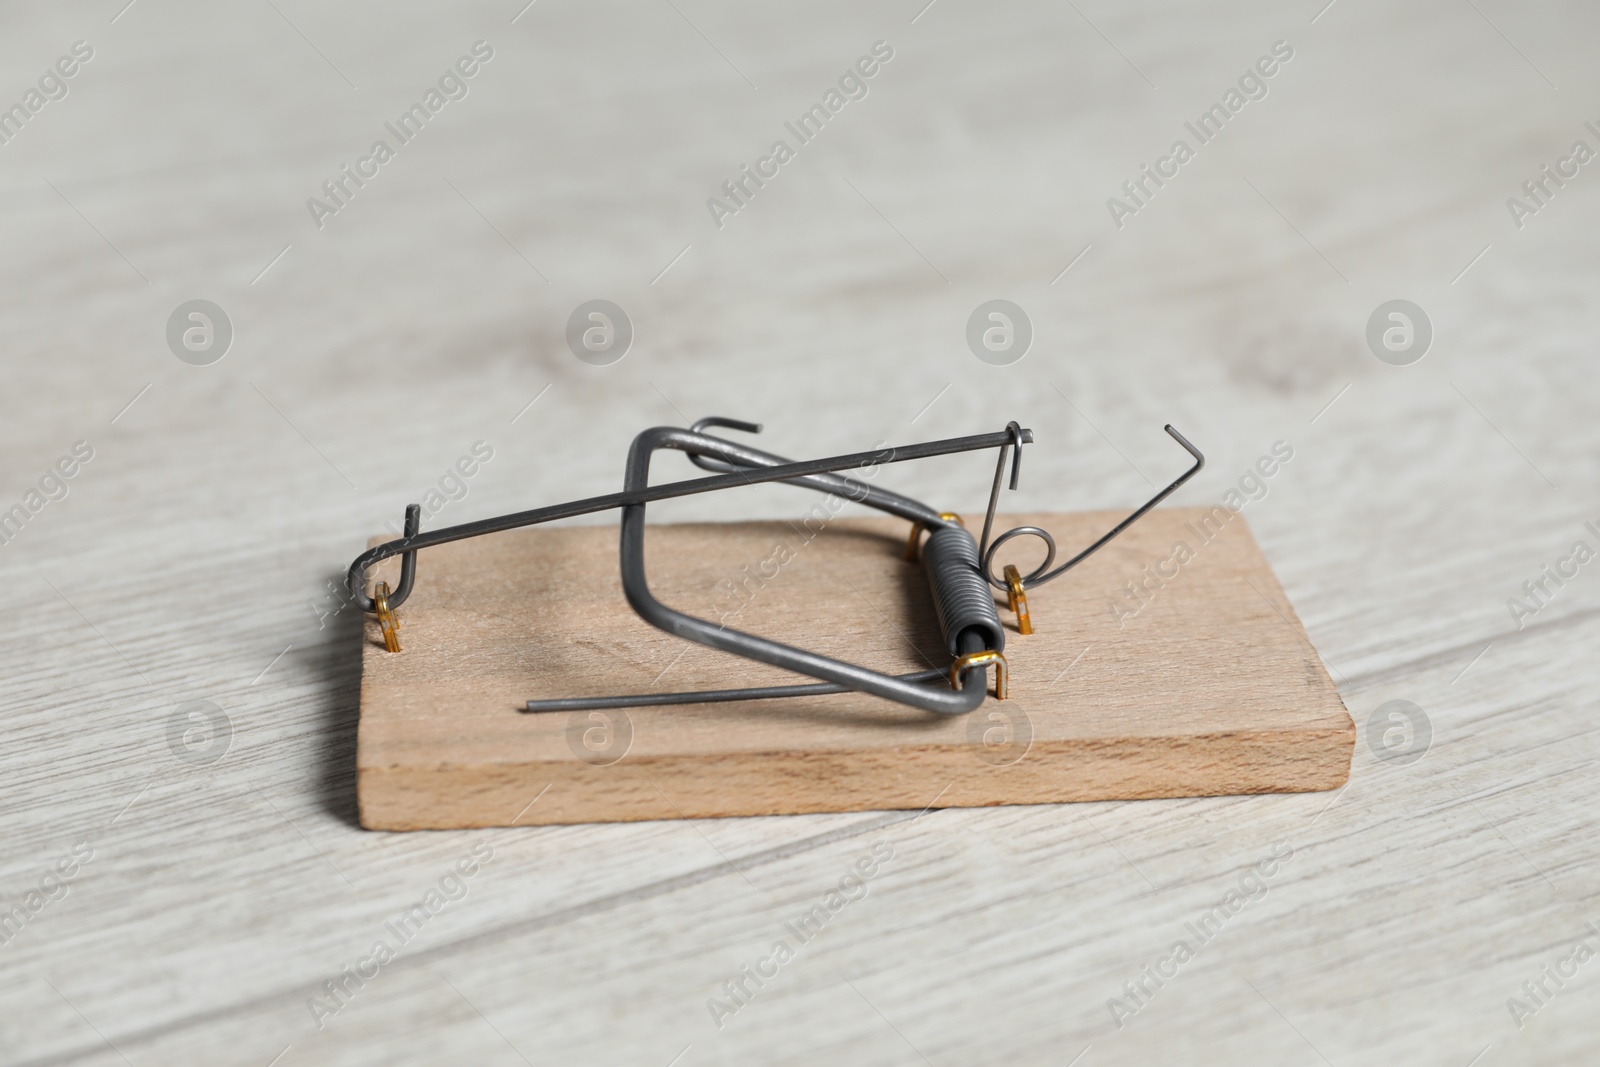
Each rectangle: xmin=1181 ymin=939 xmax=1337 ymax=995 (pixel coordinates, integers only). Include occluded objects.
xmin=351 ymin=419 xmax=1352 ymax=830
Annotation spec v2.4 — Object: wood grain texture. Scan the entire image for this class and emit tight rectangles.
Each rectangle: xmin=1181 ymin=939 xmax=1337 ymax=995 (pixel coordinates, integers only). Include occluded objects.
xmin=3 ymin=1 xmax=1599 ymax=1065
xmin=357 ymin=509 xmax=1351 ymax=828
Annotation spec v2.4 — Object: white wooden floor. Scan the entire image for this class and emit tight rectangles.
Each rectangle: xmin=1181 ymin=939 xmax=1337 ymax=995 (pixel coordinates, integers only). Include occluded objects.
xmin=2 ymin=1 xmax=1597 ymax=1064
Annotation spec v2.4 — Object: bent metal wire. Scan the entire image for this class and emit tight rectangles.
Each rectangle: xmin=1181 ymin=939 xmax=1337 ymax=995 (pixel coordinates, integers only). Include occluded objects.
xmin=346 ymin=419 xmax=1202 ymax=716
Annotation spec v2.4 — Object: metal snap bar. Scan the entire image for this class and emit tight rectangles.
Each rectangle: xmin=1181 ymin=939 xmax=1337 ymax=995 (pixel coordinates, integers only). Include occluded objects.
xmin=347 ymin=418 xmax=1201 ymax=713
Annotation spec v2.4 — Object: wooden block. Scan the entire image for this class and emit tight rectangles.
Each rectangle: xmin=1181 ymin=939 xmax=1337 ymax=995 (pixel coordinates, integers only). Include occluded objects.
xmin=356 ymin=509 xmax=1352 ymax=830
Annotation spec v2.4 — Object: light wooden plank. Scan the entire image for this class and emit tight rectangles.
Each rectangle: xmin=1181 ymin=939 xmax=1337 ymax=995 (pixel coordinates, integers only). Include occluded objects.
xmin=357 ymin=509 xmax=1350 ymax=828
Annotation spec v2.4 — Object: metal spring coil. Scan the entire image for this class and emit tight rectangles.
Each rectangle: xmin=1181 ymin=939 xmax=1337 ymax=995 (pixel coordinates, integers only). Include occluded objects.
xmin=921 ymin=523 xmax=1005 ymax=656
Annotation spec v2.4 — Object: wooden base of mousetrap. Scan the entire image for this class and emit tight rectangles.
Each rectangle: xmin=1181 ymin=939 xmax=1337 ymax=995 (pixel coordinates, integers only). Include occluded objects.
xmin=355 ymin=509 xmax=1352 ymax=830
